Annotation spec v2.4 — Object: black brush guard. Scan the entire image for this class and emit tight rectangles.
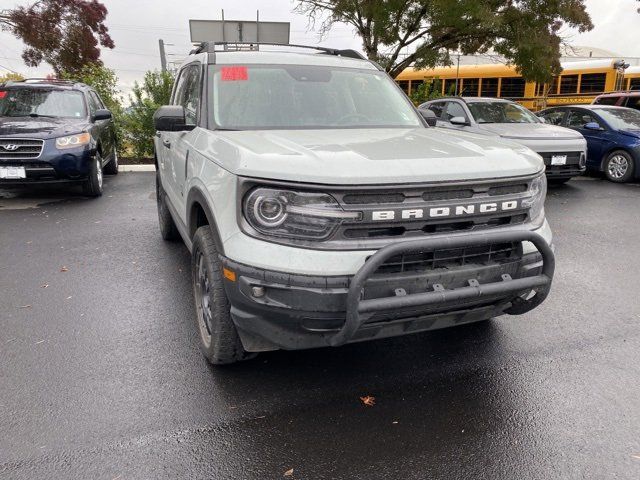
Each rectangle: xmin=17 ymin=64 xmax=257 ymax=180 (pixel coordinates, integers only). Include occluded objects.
xmin=329 ymin=231 xmax=555 ymax=346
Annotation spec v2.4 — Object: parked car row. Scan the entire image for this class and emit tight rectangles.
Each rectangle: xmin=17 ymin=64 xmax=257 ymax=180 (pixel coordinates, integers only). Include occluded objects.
xmin=419 ymin=96 xmax=640 ymax=184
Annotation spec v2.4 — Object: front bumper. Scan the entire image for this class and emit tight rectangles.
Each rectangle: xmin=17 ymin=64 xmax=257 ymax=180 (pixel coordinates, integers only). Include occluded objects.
xmin=0 ymin=144 xmax=94 ymax=185
xmin=221 ymin=231 xmax=554 ymax=352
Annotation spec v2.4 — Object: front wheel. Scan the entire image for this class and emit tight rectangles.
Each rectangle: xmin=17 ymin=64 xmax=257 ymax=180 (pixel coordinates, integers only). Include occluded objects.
xmin=103 ymin=149 xmax=119 ymax=175
xmin=192 ymin=226 xmax=255 ymax=365
xmin=82 ymin=155 xmax=103 ymax=197
xmin=604 ymin=150 xmax=635 ymax=183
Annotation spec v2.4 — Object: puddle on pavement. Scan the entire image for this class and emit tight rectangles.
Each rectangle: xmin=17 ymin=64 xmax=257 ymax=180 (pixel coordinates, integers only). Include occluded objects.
xmin=0 ymin=189 xmax=88 ymax=210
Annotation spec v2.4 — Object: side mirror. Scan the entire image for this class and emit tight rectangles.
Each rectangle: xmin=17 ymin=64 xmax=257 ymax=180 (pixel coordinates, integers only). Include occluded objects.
xmin=450 ymin=116 xmax=469 ymax=126
xmin=419 ymin=108 xmax=438 ymax=127
xmin=153 ymin=105 xmax=193 ymax=132
xmin=584 ymin=122 xmax=603 ymax=131
xmin=93 ymin=109 xmax=112 ymax=121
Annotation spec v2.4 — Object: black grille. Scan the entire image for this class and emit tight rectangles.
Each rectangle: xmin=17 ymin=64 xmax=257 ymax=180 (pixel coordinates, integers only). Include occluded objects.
xmin=538 ymin=152 xmax=582 ymax=166
xmin=374 ymin=242 xmax=520 ymax=274
xmin=0 ymin=138 xmax=44 ymax=159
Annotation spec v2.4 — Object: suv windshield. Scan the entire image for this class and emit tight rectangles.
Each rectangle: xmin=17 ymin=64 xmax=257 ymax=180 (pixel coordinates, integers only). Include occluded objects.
xmin=0 ymin=88 xmax=86 ymax=118
xmin=210 ymin=64 xmax=422 ymax=130
xmin=467 ymin=101 xmax=539 ymax=124
xmin=597 ymin=108 xmax=640 ymax=130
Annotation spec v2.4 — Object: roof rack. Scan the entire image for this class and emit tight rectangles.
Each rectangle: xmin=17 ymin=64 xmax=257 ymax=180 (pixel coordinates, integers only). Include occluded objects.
xmin=190 ymin=42 xmax=366 ymax=61
xmin=5 ymin=78 xmax=82 ymax=86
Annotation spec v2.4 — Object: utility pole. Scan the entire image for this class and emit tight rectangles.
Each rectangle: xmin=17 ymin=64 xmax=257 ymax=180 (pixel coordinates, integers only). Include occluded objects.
xmin=159 ymin=39 xmax=167 ymax=72
xmin=454 ymin=52 xmax=461 ymax=96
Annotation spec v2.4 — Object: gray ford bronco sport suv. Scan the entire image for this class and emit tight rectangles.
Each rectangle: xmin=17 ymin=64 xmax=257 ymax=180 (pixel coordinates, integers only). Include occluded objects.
xmin=153 ymin=43 xmax=555 ymax=365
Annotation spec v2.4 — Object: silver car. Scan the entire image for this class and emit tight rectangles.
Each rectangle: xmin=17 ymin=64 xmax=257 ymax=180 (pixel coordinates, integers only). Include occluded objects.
xmin=420 ymin=97 xmax=587 ymax=183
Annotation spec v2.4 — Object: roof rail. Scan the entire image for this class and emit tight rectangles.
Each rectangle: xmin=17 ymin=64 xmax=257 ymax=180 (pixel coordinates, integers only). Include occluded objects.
xmin=9 ymin=78 xmax=81 ymax=86
xmin=190 ymin=42 xmax=367 ymax=60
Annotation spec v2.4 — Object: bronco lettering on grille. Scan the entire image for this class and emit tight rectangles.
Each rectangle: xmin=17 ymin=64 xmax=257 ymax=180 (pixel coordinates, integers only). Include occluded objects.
xmin=370 ymin=200 xmax=520 ymax=222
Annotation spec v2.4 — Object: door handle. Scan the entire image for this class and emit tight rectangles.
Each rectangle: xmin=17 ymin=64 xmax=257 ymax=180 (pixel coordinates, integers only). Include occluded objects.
xmin=162 ymin=139 xmax=171 ymax=148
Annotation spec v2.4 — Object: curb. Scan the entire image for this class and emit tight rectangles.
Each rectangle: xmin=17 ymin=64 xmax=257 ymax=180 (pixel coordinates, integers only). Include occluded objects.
xmin=118 ymin=164 xmax=155 ymax=172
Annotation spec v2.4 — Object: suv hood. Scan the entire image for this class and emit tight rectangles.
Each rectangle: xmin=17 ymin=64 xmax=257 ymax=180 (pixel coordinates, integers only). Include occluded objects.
xmin=478 ymin=122 xmax=583 ymax=141
xmin=0 ymin=116 xmax=89 ymax=139
xmin=196 ymin=128 xmax=543 ymax=185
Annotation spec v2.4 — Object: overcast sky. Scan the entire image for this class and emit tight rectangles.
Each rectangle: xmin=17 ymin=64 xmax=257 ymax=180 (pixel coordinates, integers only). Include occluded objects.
xmin=1 ymin=0 xmax=639 ymax=97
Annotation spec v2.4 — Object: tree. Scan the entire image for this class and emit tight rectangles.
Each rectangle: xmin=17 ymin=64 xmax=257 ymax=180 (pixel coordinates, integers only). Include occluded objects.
xmin=409 ymin=77 xmax=442 ymax=105
xmin=0 ymin=0 xmax=114 ymax=75
xmin=0 ymin=72 xmax=25 ymax=83
xmin=123 ymin=70 xmax=174 ymax=158
xmin=295 ymin=0 xmax=593 ymax=82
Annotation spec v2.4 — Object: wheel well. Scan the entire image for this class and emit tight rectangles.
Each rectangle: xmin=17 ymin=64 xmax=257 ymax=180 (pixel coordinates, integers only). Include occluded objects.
xmin=189 ymin=201 xmax=209 ymax=238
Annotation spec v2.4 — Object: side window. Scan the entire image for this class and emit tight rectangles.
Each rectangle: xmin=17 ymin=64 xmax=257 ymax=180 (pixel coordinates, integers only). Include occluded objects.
xmin=444 ymin=102 xmax=468 ymax=122
xmin=594 ymin=96 xmax=620 ymax=106
xmin=173 ymin=65 xmax=201 ymax=126
xmin=86 ymin=92 xmax=100 ymax=116
xmin=540 ymin=110 xmax=566 ymax=126
xmin=566 ymin=110 xmax=595 ymax=128
xmin=626 ymin=97 xmax=640 ymax=111
xmin=90 ymin=92 xmax=105 ymax=109
xmin=425 ymin=102 xmax=445 ymax=118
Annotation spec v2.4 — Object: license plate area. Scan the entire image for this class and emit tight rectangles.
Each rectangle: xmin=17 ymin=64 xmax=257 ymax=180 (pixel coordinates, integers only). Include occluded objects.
xmin=551 ymin=155 xmax=567 ymax=166
xmin=0 ymin=166 xmax=27 ymax=179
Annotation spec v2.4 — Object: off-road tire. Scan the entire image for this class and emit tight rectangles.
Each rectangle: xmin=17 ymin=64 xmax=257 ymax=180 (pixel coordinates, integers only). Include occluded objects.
xmin=156 ymin=172 xmax=180 ymax=241
xmin=191 ymin=226 xmax=255 ymax=365
xmin=82 ymin=154 xmax=104 ymax=197
xmin=103 ymin=149 xmax=119 ymax=175
xmin=603 ymin=150 xmax=635 ymax=183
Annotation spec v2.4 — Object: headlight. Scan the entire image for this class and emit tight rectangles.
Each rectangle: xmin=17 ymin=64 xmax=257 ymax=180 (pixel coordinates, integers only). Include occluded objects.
xmin=243 ymin=188 xmax=360 ymax=240
xmin=55 ymin=132 xmax=91 ymax=150
xmin=522 ymin=174 xmax=547 ymax=222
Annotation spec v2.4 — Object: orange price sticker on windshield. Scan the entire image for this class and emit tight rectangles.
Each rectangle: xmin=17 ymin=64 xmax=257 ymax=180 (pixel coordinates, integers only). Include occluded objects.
xmin=221 ymin=66 xmax=248 ymax=81
xmin=0 ymin=91 xmax=7 ymax=99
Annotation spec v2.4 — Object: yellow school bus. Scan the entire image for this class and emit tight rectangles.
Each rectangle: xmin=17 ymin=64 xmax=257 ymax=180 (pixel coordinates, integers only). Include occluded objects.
xmin=396 ymin=59 xmax=628 ymax=111
xmin=624 ymin=66 xmax=640 ymax=90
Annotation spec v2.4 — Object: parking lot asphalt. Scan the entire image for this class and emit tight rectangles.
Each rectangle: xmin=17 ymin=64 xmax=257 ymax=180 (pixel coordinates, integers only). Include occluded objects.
xmin=1 ymin=173 xmax=640 ymax=479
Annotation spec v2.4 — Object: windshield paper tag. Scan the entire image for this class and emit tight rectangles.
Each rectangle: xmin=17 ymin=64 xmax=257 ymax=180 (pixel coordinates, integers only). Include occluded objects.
xmin=0 ymin=91 xmax=6 ymax=99
xmin=221 ymin=66 xmax=248 ymax=81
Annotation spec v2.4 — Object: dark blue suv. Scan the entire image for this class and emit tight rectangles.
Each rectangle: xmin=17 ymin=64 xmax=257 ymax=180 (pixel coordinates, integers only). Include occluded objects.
xmin=538 ymin=105 xmax=640 ymax=183
xmin=0 ymin=78 xmax=118 ymax=196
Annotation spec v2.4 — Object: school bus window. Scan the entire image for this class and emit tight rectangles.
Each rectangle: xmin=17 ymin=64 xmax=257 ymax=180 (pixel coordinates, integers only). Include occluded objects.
xmin=580 ymin=73 xmax=606 ymax=93
xmin=397 ymin=80 xmax=410 ymax=94
xmin=443 ymin=78 xmax=458 ymax=95
xmin=550 ymin=76 xmax=560 ymax=95
xmin=481 ymin=78 xmax=499 ymax=97
xmin=411 ymin=80 xmax=424 ymax=93
xmin=500 ymin=77 xmax=526 ymax=98
xmin=461 ymin=78 xmax=479 ymax=96
xmin=560 ymin=75 xmax=579 ymax=95
xmin=630 ymin=78 xmax=640 ymax=91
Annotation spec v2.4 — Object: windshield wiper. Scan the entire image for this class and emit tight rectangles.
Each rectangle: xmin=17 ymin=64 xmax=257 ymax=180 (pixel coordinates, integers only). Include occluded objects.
xmin=28 ymin=113 xmax=56 ymax=118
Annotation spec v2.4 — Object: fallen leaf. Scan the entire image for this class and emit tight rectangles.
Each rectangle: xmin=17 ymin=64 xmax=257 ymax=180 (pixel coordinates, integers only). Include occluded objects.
xmin=66 ymin=296 xmax=73 ymax=300
xmin=60 ymin=266 xmax=68 ymax=272
xmin=19 ymin=305 xmax=32 ymax=309
xmin=41 ymin=284 xmax=49 ymax=288
xmin=360 ymin=395 xmax=376 ymax=407
xmin=632 ymin=454 xmax=640 ymax=460
xmin=283 ymin=468 xmax=294 ymax=477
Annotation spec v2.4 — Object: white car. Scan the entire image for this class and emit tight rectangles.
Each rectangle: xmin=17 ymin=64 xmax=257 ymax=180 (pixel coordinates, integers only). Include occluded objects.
xmin=420 ymin=97 xmax=587 ymax=183
xmin=153 ymin=44 xmax=555 ymax=364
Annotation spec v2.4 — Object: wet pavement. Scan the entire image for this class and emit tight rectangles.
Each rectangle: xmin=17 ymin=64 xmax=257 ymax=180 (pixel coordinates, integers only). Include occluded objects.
xmin=1 ymin=173 xmax=640 ymax=479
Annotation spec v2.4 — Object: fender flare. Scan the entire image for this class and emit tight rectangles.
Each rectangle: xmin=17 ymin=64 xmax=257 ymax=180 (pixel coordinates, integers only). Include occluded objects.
xmin=186 ymin=187 xmax=225 ymax=255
